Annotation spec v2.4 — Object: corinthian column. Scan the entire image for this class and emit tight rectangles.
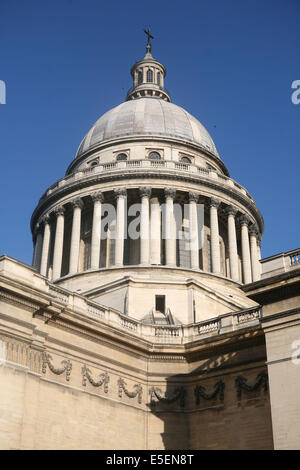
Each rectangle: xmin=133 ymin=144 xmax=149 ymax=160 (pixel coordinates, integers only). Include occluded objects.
xmin=226 ymin=205 xmax=239 ymax=281
xmin=189 ymin=192 xmax=199 ymax=270
xmin=40 ymin=215 xmax=51 ymax=277
xmin=249 ymin=224 xmax=260 ymax=282
xmin=139 ymin=187 xmax=151 ymax=265
xmin=69 ymin=198 xmax=84 ymax=274
xmin=239 ymin=215 xmax=252 ymax=284
xmin=52 ymin=206 xmax=65 ymax=280
xmin=32 ymin=224 xmax=43 ymax=270
xmin=210 ymin=197 xmax=221 ymax=273
xmin=114 ymin=188 xmax=127 ymax=267
xmin=164 ymin=188 xmax=176 ymax=266
xmin=91 ymin=192 xmax=104 ymax=270
xmin=150 ymin=196 xmax=161 ymax=265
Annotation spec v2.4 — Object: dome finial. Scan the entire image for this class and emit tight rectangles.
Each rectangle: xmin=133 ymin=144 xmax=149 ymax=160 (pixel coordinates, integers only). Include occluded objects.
xmin=144 ymin=27 xmax=154 ymax=54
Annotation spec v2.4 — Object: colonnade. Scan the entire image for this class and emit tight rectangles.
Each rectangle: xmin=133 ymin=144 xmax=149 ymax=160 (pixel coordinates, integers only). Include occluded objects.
xmin=32 ymin=187 xmax=261 ymax=284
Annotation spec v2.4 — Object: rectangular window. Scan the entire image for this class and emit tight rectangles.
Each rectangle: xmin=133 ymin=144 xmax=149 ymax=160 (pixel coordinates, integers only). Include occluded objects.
xmin=155 ymin=295 xmax=165 ymax=313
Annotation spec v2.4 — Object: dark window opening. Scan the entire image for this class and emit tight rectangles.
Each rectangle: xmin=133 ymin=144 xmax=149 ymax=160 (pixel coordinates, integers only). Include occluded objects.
xmin=147 ymin=69 xmax=153 ymax=83
xmin=116 ymin=153 xmax=127 ymax=161
xmin=148 ymin=151 xmax=161 ymax=160
xmin=155 ymin=295 xmax=165 ymax=313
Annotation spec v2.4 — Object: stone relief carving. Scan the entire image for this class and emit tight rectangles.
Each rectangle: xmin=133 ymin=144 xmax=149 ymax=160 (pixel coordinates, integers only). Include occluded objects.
xmin=149 ymin=386 xmax=186 ymax=408
xmin=118 ymin=378 xmax=143 ymax=404
xmin=194 ymin=380 xmax=225 ymax=405
xmin=82 ymin=365 xmax=109 ymax=392
xmin=42 ymin=352 xmax=72 ymax=382
xmin=235 ymin=371 xmax=268 ymax=400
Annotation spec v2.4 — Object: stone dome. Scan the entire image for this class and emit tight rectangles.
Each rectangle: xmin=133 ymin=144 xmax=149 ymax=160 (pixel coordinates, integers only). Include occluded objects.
xmin=76 ymin=98 xmax=219 ymax=158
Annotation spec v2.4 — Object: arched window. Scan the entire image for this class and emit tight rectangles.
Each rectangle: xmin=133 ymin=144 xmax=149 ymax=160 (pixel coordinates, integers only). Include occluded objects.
xmin=90 ymin=159 xmax=98 ymax=168
xmin=157 ymin=72 xmax=161 ymax=86
xmin=180 ymin=157 xmax=191 ymax=164
xmin=116 ymin=153 xmax=127 ymax=161
xmin=148 ymin=151 xmax=161 ymax=160
xmin=138 ymin=71 xmax=143 ymax=84
xmin=146 ymin=69 xmax=153 ymax=83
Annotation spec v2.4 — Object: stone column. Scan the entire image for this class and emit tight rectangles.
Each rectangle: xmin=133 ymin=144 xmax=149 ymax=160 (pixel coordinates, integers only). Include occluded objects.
xmin=189 ymin=192 xmax=199 ymax=270
xmin=139 ymin=187 xmax=151 ymax=265
xmin=249 ymin=224 xmax=260 ymax=282
xmin=210 ymin=197 xmax=221 ymax=274
xmin=40 ymin=215 xmax=51 ymax=277
xmin=91 ymin=191 xmax=104 ymax=270
xmin=226 ymin=205 xmax=239 ymax=282
xmin=32 ymin=224 xmax=43 ymax=270
xmin=257 ymin=235 xmax=262 ymax=276
xmin=164 ymin=188 xmax=176 ymax=266
xmin=114 ymin=188 xmax=127 ymax=267
xmin=239 ymin=215 xmax=252 ymax=284
xmin=52 ymin=206 xmax=65 ymax=280
xmin=150 ymin=196 xmax=161 ymax=265
xmin=69 ymin=198 xmax=84 ymax=274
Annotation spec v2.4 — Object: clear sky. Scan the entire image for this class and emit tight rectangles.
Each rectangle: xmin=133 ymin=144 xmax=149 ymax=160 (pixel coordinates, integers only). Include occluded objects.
xmin=0 ymin=0 xmax=299 ymax=264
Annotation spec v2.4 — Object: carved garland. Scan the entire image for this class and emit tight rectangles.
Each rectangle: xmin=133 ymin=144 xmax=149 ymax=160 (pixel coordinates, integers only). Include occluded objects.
xmin=149 ymin=386 xmax=186 ymax=408
xmin=235 ymin=371 xmax=268 ymax=400
xmin=42 ymin=352 xmax=72 ymax=382
xmin=82 ymin=365 xmax=109 ymax=393
xmin=194 ymin=380 xmax=225 ymax=406
xmin=118 ymin=378 xmax=143 ymax=404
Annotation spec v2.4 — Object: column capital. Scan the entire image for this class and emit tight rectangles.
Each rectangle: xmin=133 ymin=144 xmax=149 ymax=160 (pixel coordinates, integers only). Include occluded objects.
xmin=164 ymin=188 xmax=176 ymax=200
xmin=226 ymin=205 xmax=238 ymax=217
xmin=91 ymin=191 xmax=104 ymax=203
xmin=41 ymin=214 xmax=50 ymax=226
xmin=54 ymin=205 xmax=65 ymax=217
xmin=249 ymin=224 xmax=259 ymax=237
xmin=114 ymin=188 xmax=127 ymax=199
xmin=139 ymin=186 xmax=152 ymax=198
xmin=210 ymin=197 xmax=221 ymax=209
xmin=189 ymin=192 xmax=199 ymax=203
xmin=239 ymin=214 xmax=251 ymax=227
xmin=71 ymin=197 xmax=84 ymax=209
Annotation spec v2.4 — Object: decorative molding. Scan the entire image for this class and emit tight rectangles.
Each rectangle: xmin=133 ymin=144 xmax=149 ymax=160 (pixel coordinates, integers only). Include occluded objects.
xmin=82 ymin=365 xmax=109 ymax=392
xmin=118 ymin=378 xmax=143 ymax=403
xmin=41 ymin=214 xmax=50 ymax=226
xmin=235 ymin=371 xmax=268 ymax=400
xmin=42 ymin=352 xmax=72 ymax=381
xmin=149 ymin=386 xmax=186 ymax=408
xmin=194 ymin=380 xmax=225 ymax=405
xmin=139 ymin=186 xmax=152 ymax=198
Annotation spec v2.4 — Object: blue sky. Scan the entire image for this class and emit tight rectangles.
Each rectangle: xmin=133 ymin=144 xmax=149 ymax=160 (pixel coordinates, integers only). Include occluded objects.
xmin=0 ymin=0 xmax=299 ymax=264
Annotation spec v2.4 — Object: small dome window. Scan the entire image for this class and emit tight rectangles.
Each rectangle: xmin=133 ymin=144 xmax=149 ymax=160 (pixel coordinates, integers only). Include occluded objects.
xmin=148 ymin=151 xmax=161 ymax=160
xmin=116 ymin=153 xmax=128 ymax=161
xmin=138 ymin=71 xmax=143 ymax=84
xmin=146 ymin=69 xmax=153 ymax=83
xmin=90 ymin=159 xmax=98 ymax=167
xmin=180 ymin=157 xmax=191 ymax=164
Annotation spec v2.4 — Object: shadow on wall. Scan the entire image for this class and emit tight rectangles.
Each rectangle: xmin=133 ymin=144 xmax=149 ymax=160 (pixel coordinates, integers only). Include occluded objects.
xmin=146 ymin=333 xmax=274 ymax=450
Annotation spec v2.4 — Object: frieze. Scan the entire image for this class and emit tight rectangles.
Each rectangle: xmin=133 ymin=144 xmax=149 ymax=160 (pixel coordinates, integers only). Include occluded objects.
xmin=82 ymin=364 xmax=109 ymax=392
xmin=42 ymin=352 xmax=72 ymax=381
xmin=235 ymin=371 xmax=268 ymax=400
xmin=194 ymin=380 xmax=225 ymax=405
xmin=118 ymin=378 xmax=143 ymax=403
xmin=149 ymin=386 xmax=186 ymax=408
